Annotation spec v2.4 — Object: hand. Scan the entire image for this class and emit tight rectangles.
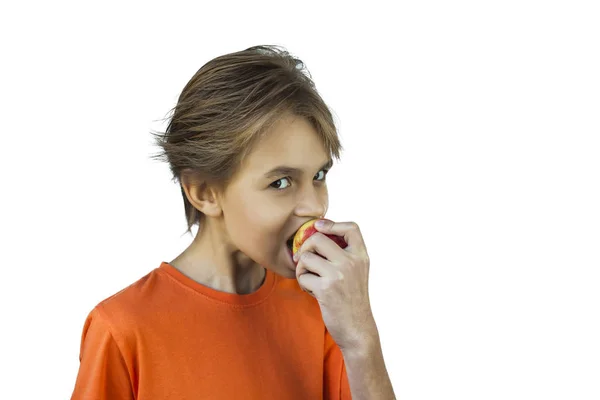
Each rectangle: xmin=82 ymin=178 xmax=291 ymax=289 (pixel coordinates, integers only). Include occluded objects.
xmin=294 ymin=219 xmax=377 ymax=352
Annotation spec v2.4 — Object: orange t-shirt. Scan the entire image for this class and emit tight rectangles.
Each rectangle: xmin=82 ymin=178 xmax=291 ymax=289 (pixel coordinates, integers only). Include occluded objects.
xmin=70 ymin=261 xmax=352 ymax=399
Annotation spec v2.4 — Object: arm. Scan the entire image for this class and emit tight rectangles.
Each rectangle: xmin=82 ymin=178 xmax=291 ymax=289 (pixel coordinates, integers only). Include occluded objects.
xmin=70 ymin=307 xmax=135 ymax=400
xmin=340 ymin=322 xmax=396 ymax=400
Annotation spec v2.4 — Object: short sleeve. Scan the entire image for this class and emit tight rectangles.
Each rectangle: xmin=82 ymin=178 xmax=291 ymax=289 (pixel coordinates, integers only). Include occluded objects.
xmin=323 ymin=328 xmax=352 ymax=400
xmin=70 ymin=307 xmax=134 ymax=400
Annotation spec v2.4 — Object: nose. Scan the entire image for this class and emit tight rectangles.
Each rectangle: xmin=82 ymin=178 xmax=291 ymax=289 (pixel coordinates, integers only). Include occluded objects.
xmin=296 ymin=186 xmax=327 ymax=218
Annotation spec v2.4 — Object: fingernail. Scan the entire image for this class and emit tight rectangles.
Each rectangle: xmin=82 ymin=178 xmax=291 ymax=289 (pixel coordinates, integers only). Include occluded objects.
xmin=315 ymin=220 xmax=325 ymax=228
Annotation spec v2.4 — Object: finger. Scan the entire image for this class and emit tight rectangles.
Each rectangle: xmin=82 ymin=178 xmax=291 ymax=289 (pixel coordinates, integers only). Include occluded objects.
xmin=314 ymin=219 xmax=365 ymax=252
xmin=296 ymin=232 xmax=343 ymax=265
xmin=295 ymin=251 xmax=329 ymax=281
xmin=296 ymin=271 xmax=320 ymax=297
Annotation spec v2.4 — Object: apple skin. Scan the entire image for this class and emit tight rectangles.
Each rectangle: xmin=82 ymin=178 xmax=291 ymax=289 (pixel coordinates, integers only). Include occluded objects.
xmin=291 ymin=218 xmax=348 ymax=258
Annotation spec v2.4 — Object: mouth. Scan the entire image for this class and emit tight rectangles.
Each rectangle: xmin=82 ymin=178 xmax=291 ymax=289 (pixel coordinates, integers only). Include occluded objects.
xmin=284 ymin=233 xmax=295 ymax=268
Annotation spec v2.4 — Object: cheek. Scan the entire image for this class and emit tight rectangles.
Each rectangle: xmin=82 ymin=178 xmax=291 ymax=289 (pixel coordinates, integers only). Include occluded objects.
xmin=235 ymin=203 xmax=282 ymax=247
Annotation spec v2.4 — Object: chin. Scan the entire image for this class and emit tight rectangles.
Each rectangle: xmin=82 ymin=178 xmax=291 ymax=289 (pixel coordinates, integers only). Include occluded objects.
xmin=273 ymin=263 xmax=297 ymax=280
xmin=271 ymin=262 xmax=295 ymax=278
xmin=275 ymin=268 xmax=296 ymax=280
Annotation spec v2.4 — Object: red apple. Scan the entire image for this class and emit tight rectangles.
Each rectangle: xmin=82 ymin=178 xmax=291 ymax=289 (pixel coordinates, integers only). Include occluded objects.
xmin=291 ymin=218 xmax=348 ymax=258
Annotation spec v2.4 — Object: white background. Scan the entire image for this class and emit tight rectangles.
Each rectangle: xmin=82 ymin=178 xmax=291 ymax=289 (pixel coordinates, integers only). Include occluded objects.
xmin=1 ymin=1 xmax=598 ymax=399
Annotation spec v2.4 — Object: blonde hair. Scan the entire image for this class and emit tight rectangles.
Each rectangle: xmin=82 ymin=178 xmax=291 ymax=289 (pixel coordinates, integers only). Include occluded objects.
xmin=150 ymin=45 xmax=344 ymax=237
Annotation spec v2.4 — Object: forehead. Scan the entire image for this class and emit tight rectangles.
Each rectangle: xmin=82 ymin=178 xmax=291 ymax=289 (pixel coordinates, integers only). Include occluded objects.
xmin=244 ymin=115 xmax=330 ymax=174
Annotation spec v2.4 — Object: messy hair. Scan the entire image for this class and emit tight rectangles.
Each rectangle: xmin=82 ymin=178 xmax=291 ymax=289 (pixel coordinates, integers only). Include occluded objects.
xmin=150 ymin=45 xmax=344 ymax=237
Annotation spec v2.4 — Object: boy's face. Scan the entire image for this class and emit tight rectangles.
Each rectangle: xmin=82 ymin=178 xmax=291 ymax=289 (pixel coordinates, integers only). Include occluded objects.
xmin=220 ymin=113 xmax=331 ymax=279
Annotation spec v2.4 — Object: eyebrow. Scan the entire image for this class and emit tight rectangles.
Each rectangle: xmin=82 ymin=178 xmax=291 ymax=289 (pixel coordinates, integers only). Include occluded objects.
xmin=263 ymin=158 xmax=333 ymax=179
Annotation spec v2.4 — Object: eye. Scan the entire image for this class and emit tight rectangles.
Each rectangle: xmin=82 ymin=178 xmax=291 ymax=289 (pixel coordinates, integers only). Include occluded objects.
xmin=314 ymin=169 xmax=327 ymax=181
xmin=269 ymin=169 xmax=330 ymax=191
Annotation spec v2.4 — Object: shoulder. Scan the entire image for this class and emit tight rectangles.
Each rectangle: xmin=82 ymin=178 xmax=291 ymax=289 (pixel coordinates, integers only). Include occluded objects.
xmin=85 ymin=268 xmax=163 ymax=340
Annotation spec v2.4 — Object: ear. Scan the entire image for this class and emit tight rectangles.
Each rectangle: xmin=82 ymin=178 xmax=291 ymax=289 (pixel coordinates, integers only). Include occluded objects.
xmin=180 ymin=169 xmax=223 ymax=217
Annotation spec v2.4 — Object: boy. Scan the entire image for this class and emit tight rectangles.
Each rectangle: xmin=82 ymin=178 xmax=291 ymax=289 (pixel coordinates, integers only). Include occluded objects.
xmin=70 ymin=45 xmax=395 ymax=399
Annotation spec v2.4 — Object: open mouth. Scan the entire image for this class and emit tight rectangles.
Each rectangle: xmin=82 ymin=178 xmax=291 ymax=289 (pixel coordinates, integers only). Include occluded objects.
xmin=286 ymin=235 xmax=294 ymax=250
